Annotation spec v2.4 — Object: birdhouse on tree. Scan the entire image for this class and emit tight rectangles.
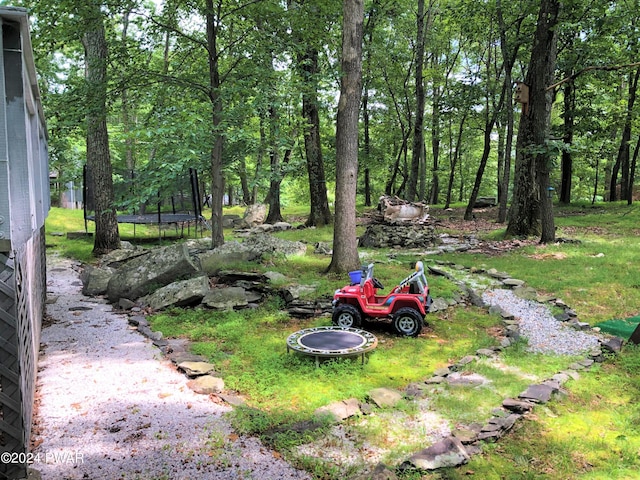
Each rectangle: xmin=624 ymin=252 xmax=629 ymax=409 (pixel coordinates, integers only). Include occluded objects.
xmin=514 ymin=81 xmax=529 ymax=114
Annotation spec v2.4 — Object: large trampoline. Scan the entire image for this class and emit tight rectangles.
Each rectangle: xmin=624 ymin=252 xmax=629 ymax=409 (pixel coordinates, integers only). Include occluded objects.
xmin=83 ymin=166 xmax=208 ymax=238
xmin=286 ymin=326 xmax=378 ymax=367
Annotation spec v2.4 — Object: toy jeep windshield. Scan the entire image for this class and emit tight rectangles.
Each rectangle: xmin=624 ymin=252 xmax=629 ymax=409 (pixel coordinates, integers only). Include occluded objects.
xmin=331 ymin=262 xmax=432 ymax=337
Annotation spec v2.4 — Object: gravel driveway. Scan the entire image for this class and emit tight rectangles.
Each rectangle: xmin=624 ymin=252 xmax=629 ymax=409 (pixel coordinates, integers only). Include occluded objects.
xmin=33 ymin=255 xmax=309 ymax=480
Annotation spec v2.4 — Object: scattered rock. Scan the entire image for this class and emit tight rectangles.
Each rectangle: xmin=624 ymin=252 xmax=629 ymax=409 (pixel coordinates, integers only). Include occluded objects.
xmin=368 ymin=388 xmax=403 ymax=408
xmin=518 ymin=383 xmax=556 ymax=403
xmin=264 ymin=271 xmax=287 ymax=283
xmin=314 ymin=398 xmax=361 ymax=422
xmin=177 ymin=361 xmax=216 ymax=377
xmin=354 ymin=463 xmax=398 ymax=480
xmin=429 ymin=297 xmax=450 ymax=313
xmin=403 ymin=436 xmax=470 ymax=471
xmin=601 ymin=337 xmax=624 ymax=354
xmin=502 ymin=398 xmax=534 ymax=413
xmin=187 ymin=375 xmax=225 ymax=394
xmin=446 ymin=372 xmax=489 ymax=387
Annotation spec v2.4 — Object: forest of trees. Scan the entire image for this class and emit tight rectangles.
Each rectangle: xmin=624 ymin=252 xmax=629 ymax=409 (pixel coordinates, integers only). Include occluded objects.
xmin=13 ymin=0 xmax=640 ymax=263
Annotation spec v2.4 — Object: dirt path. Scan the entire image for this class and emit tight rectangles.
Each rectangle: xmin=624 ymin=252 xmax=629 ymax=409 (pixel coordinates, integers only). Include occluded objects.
xmin=32 ymin=255 xmax=309 ymax=480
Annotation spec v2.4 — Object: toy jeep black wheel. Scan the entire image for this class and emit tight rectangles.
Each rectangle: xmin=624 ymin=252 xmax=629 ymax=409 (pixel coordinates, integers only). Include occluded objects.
xmin=393 ymin=307 xmax=423 ymax=337
xmin=332 ymin=304 xmax=362 ymax=328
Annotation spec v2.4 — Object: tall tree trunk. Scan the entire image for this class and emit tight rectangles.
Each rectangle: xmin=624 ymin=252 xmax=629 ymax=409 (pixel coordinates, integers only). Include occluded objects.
xmin=429 ymin=88 xmax=441 ymax=205
xmin=560 ymin=78 xmax=575 ymax=204
xmin=496 ymin=0 xmax=522 ymax=223
xmin=299 ymin=48 xmax=332 ymax=226
xmin=445 ymin=111 xmax=467 ymax=209
xmin=253 ymin=115 xmax=267 ymax=204
xmin=612 ymin=68 xmax=640 ymax=202
xmin=629 ymin=134 xmax=640 ymax=205
xmin=328 ymin=0 xmax=364 ymax=274
xmin=265 ymin=106 xmax=286 ymax=224
xmin=464 ymin=100 xmax=502 ymax=220
xmin=506 ymin=0 xmax=560 ymax=243
xmin=407 ymin=0 xmax=426 ymax=202
xmin=464 ymin=40 xmax=506 ymax=221
xmin=238 ymin=157 xmax=251 ymax=204
xmin=120 ymin=10 xmax=135 ymax=173
xmin=83 ymin=8 xmax=120 ymax=255
xmin=206 ymin=0 xmax=225 ymax=248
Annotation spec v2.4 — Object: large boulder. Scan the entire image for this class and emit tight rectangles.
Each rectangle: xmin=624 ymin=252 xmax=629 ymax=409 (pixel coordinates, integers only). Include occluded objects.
xmin=196 ymin=234 xmax=306 ymax=276
xmin=81 ymin=265 xmax=115 ymax=296
xmin=198 ymin=248 xmax=257 ymax=276
xmin=106 ymin=243 xmax=200 ymax=302
xmin=202 ymin=286 xmax=250 ymax=310
xmin=242 ymin=203 xmax=267 ymax=227
xmin=243 ymin=233 xmax=307 ymax=257
xmin=99 ymin=243 xmax=149 ymax=268
xmin=140 ymin=276 xmax=210 ymax=310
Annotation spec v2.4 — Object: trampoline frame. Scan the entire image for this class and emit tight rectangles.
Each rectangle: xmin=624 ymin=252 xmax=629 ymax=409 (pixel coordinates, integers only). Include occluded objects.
xmin=83 ymin=166 xmax=208 ymax=239
xmin=286 ymin=326 xmax=378 ymax=367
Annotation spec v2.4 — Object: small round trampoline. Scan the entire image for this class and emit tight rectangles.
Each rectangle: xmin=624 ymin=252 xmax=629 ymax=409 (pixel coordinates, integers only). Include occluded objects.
xmin=286 ymin=326 xmax=378 ymax=367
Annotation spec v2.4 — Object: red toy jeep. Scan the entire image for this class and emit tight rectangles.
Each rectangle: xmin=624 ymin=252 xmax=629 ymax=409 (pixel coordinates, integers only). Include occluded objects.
xmin=332 ymin=262 xmax=432 ymax=336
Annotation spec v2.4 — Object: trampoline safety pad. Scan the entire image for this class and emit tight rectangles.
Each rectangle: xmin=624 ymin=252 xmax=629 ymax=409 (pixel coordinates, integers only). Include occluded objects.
xmin=286 ymin=326 xmax=378 ymax=367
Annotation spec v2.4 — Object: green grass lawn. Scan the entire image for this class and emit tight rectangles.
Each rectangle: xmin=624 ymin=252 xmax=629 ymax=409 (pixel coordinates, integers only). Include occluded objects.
xmin=45 ymin=202 xmax=640 ymax=479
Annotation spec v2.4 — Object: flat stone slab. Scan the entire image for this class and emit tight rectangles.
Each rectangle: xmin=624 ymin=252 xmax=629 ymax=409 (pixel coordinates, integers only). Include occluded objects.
xmin=202 ymin=286 xmax=249 ymax=310
xmin=177 ymin=361 xmax=216 ymax=377
xmin=369 ymin=388 xmax=403 ymax=408
xmin=446 ymin=372 xmax=489 ymax=387
xmin=315 ymin=398 xmax=361 ymax=422
xmin=187 ymin=375 xmax=225 ymax=394
xmin=518 ymin=383 xmax=556 ymax=403
xmin=404 ymin=436 xmax=470 ymax=471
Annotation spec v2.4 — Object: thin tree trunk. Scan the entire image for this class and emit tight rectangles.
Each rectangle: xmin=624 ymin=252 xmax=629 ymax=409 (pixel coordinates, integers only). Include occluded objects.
xmin=407 ymin=0 xmax=426 ymax=202
xmin=614 ymin=68 xmax=640 ymax=202
xmin=496 ymin=0 xmax=522 ymax=223
xmin=299 ymin=48 xmax=332 ymax=226
xmin=445 ymin=111 xmax=467 ymax=209
xmin=628 ymin=134 xmax=640 ymax=205
xmin=206 ymin=0 xmax=225 ymax=248
xmin=429 ymin=88 xmax=441 ymax=205
xmin=560 ymin=78 xmax=574 ymax=204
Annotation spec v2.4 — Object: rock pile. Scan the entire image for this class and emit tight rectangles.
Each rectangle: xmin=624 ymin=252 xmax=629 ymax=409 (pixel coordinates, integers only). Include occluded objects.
xmin=81 ymin=233 xmax=314 ymax=316
xmin=358 ymin=224 xmax=440 ymax=249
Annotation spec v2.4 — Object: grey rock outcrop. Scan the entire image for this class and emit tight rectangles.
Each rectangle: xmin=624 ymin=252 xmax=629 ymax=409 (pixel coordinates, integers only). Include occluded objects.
xmin=106 ymin=243 xmax=200 ymax=302
xmin=358 ymin=224 xmax=440 ymax=249
xmin=140 ymin=276 xmax=210 ymax=310
xmin=81 ymin=265 xmax=114 ymax=296
xmin=202 ymin=286 xmax=249 ymax=310
xmin=198 ymin=248 xmax=257 ymax=275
